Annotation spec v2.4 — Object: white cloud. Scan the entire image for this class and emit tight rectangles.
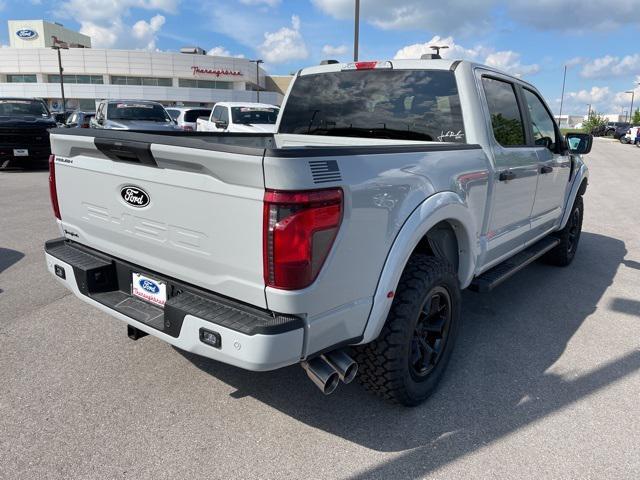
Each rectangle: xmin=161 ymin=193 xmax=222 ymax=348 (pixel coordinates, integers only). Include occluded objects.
xmin=565 ymin=57 xmax=585 ymax=68
xmin=567 ymin=86 xmax=612 ymax=104
xmin=207 ymin=46 xmax=245 ymax=58
xmin=321 ymin=44 xmax=348 ymax=57
xmin=312 ymin=0 xmax=492 ymax=34
xmin=394 ymin=36 xmax=539 ymax=77
xmin=581 ymin=54 xmax=640 ymax=78
xmin=312 ymin=0 xmax=640 ymax=34
xmin=239 ymin=0 xmax=280 ymax=6
xmin=131 ymin=14 xmax=165 ymax=50
xmin=258 ymin=15 xmax=309 ymax=64
xmin=60 ymin=0 xmax=178 ymax=49
xmin=394 ymin=35 xmax=490 ymax=62
xmin=507 ymin=0 xmax=640 ymax=31
xmin=485 ymin=51 xmax=540 ymax=77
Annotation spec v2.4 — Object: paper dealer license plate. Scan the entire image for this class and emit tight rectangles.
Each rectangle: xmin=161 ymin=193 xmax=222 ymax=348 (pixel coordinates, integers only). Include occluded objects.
xmin=132 ymin=272 xmax=167 ymax=307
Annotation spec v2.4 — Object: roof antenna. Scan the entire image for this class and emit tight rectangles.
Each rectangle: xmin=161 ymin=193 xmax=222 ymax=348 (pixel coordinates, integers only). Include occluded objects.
xmin=426 ymin=45 xmax=449 ymax=59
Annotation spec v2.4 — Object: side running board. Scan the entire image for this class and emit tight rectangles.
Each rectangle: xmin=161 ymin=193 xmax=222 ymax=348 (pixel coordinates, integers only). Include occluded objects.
xmin=470 ymin=236 xmax=561 ymax=292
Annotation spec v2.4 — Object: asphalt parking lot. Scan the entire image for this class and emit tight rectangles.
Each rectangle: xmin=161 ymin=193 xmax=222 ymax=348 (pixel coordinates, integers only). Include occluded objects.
xmin=1 ymin=137 xmax=639 ymax=479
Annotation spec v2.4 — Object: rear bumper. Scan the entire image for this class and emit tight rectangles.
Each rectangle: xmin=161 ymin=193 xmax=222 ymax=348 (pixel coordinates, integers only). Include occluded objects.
xmin=44 ymin=238 xmax=304 ymax=371
xmin=0 ymin=146 xmax=50 ymax=166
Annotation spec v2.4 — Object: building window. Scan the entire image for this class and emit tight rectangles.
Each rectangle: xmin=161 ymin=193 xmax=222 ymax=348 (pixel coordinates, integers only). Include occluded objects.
xmin=179 ymin=79 xmax=232 ymax=89
xmin=6 ymin=74 xmax=37 ymax=83
xmin=110 ymin=76 xmax=172 ymax=87
xmin=48 ymin=75 xmax=104 ymax=84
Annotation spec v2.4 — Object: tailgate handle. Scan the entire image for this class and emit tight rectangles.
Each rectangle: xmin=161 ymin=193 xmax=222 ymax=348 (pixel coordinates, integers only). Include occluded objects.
xmin=94 ymin=138 xmax=157 ymax=167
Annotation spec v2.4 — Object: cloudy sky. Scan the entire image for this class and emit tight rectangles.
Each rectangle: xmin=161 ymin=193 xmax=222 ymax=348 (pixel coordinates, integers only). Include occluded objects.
xmin=2 ymin=0 xmax=640 ymax=116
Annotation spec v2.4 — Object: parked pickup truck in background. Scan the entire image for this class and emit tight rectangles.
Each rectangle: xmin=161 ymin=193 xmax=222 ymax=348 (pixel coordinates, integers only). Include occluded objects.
xmin=196 ymin=102 xmax=280 ymax=133
xmin=0 ymin=98 xmax=56 ymax=169
xmin=45 ymin=58 xmax=592 ymax=406
xmin=90 ymin=100 xmax=179 ymax=132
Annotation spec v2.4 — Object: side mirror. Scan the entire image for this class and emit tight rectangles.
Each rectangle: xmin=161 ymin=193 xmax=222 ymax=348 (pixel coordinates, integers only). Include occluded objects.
xmin=215 ymin=120 xmax=228 ymax=129
xmin=566 ymin=133 xmax=593 ymax=155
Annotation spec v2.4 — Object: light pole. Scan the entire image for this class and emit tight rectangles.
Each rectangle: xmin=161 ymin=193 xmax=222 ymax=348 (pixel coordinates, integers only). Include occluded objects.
xmin=51 ymin=41 xmax=69 ymax=116
xmin=627 ymin=89 xmax=637 ymax=124
xmin=353 ymin=0 xmax=360 ymax=61
xmin=558 ymin=65 xmax=567 ymax=125
xmin=251 ymin=59 xmax=264 ymax=102
xmin=586 ymin=104 xmax=591 ymax=119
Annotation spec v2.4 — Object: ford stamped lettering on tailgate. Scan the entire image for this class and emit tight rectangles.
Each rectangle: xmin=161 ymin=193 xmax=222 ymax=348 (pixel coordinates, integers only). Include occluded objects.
xmin=81 ymin=202 xmax=210 ymax=256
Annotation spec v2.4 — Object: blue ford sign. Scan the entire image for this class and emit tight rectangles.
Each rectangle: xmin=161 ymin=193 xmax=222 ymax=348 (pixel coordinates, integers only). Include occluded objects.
xmin=16 ymin=29 xmax=38 ymax=40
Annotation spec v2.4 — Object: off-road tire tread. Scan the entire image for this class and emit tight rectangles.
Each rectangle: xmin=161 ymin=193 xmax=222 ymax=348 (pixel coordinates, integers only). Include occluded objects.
xmin=354 ymin=255 xmax=459 ymax=406
xmin=545 ymin=195 xmax=584 ymax=266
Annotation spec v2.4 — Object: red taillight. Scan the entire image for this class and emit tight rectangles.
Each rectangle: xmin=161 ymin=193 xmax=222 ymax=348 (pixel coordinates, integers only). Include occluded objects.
xmin=263 ymin=188 xmax=343 ymax=290
xmin=48 ymin=154 xmax=61 ymax=220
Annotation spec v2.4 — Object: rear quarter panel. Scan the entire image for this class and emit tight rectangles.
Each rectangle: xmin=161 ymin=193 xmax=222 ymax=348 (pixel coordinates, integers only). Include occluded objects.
xmin=263 ymin=145 xmax=490 ymax=353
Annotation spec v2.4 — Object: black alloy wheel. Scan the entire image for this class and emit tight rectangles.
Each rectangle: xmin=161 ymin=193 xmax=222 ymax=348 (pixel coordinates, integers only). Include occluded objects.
xmin=410 ymin=286 xmax=452 ymax=379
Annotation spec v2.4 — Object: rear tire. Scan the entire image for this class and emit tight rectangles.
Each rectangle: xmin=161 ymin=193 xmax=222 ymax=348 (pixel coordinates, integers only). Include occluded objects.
xmin=354 ymin=255 xmax=461 ymax=406
xmin=545 ymin=196 xmax=584 ymax=267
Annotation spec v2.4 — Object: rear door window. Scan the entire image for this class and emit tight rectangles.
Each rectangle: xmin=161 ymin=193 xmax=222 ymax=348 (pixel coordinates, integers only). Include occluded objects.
xmin=184 ymin=109 xmax=211 ymax=122
xmin=279 ymin=69 xmax=465 ymax=142
xmin=481 ymin=77 xmax=526 ymax=147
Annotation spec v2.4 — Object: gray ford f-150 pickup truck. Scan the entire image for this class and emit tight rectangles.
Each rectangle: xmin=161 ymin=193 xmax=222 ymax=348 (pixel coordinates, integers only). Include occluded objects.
xmin=44 ymin=58 xmax=591 ymax=406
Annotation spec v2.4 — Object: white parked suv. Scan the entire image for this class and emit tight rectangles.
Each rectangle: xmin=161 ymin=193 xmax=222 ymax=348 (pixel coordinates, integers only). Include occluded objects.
xmin=196 ymin=102 xmax=280 ymax=133
xmin=45 ymin=58 xmax=591 ymax=405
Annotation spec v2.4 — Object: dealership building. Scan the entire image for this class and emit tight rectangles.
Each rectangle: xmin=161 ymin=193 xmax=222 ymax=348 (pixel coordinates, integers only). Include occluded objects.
xmin=0 ymin=20 xmax=288 ymax=112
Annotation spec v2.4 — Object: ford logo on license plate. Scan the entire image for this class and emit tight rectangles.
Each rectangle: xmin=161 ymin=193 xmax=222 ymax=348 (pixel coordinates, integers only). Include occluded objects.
xmin=120 ymin=185 xmax=150 ymax=208
xmin=139 ymin=278 xmax=160 ymax=294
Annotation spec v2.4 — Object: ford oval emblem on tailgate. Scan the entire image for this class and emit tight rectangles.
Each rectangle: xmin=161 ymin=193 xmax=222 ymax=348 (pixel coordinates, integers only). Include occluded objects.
xmin=120 ymin=186 xmax=150 ymax=208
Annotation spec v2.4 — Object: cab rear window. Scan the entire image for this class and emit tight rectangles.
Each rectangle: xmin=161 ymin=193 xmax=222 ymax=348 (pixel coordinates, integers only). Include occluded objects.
xmin=279 ymin=69 xmax=465 ymax=142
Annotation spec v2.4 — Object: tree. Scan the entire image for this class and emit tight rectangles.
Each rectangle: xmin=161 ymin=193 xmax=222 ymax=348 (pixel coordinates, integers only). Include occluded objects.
xmin=632 ymin=109 xmax=640 ymax=125
xmin=582 ymin=111 xmax=607 ymax=133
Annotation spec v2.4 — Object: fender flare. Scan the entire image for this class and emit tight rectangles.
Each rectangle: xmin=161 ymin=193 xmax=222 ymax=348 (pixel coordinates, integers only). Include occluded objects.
xmin=359 ymin=191 xmax=478 ymax=344
xmin=560 ymin=163 xmax=589 ymax=229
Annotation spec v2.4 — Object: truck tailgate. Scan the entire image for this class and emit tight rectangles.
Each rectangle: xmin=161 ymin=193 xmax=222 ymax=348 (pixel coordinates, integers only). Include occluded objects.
xmin=50 ymin=132 xmax=267 ymax=308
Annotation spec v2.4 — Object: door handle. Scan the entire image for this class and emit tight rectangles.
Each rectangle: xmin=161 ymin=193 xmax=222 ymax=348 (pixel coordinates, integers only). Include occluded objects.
xmin=499 ymin=170 xmax=516 ymax=181
xmin=540 ymin=165 xmax=553 ymax=174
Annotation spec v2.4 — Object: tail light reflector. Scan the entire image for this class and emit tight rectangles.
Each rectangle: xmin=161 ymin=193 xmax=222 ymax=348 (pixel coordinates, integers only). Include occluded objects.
xmin=263 ymin=188 xmax=343 ymax=290
xmin=49 ymin=154 xmax=61 ymax=220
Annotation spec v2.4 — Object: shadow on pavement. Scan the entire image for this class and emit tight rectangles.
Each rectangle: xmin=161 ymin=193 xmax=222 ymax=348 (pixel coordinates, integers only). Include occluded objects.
xmin=0 ymin=248 xmax=25 ymax=295
xmin=0 ymin=247 xmax=25 ymax=274
xmin=178 ymin=232 xmax=633 ymax=476
xmin=609 ymin=297 xmax=640 ymax=317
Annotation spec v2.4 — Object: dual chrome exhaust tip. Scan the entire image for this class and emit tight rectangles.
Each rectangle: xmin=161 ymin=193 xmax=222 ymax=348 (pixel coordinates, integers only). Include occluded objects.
xmin=301 ymin=349 xmax=358 ymax=395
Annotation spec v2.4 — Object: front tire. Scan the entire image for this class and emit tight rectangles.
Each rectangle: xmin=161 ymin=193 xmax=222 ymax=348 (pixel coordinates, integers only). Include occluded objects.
xmin=354 ymin=255 xmax=461 ymax=406
xmin=545 ymin=196 xmax=584 ymax=266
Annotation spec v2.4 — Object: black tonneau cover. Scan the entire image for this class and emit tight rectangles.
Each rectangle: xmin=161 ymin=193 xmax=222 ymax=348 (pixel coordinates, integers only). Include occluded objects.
xmin=50 ymin=127 xmax=481 ymax=159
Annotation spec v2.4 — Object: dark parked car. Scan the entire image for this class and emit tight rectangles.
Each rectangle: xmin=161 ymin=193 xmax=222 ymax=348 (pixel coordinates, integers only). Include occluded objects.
xmin=0 ymin=97 xmax=56 ymax=169
xmin=614 ymin=124 xmax=635 ymax=141
xmin=605 ymin=122 xmax=629 ymax=137
xmin=64 ymin=110 xmax=95 ymax=129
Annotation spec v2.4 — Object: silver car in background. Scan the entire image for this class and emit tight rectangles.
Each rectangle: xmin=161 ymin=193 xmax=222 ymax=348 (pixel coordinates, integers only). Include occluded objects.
xmin=91 ymin=100 xmax=178 ymax=132
xmin=165 ymin=107 xmax=212 ymax=131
